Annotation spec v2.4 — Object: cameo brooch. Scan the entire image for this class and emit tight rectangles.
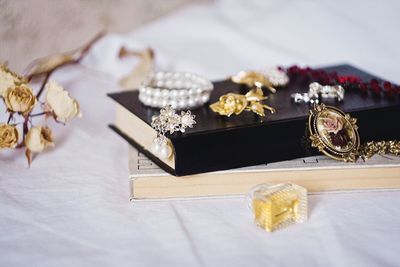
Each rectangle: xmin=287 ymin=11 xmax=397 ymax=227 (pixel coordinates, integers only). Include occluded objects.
xmin=308 ymin=104 xmax=360 ymax=162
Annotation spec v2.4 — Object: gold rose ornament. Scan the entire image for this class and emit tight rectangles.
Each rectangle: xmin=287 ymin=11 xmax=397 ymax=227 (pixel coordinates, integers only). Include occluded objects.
xmin=210 ymin=88 xmax=275 ymax=117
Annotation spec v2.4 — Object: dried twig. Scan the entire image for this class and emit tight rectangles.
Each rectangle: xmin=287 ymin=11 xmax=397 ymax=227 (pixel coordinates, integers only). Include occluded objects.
xmin=24 ymin=30 xmax=106 ymax=81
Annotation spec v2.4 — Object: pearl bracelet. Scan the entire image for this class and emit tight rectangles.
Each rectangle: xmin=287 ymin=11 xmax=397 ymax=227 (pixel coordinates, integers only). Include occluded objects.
xmin=139 ymin=72 xmax=214 ymax=109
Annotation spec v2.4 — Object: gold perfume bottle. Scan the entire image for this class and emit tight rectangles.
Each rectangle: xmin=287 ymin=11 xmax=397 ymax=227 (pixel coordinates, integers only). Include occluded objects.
xmin=248 ymin=183 xmax=308 ymax=232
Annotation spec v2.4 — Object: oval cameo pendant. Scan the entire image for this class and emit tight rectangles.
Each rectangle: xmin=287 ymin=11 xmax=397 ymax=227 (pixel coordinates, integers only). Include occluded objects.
xmin=308 ymin=104 xmax=360 ymax=162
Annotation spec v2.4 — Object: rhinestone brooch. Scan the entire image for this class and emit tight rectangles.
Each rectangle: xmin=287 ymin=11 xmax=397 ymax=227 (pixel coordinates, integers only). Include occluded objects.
xmin=150 ymin=105 xmax=196 ymax=159
xmin=292 ymin=82 xmax=345 ymax=104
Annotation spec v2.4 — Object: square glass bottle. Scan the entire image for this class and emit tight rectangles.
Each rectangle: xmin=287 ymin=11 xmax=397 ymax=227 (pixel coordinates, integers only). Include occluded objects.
xmin=248 ymin=183 xmax=308 ymax=232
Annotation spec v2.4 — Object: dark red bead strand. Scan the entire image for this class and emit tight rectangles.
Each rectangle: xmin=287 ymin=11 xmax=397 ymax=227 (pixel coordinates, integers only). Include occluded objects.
xmin=284 ymin=65 xmax=399 ymax=99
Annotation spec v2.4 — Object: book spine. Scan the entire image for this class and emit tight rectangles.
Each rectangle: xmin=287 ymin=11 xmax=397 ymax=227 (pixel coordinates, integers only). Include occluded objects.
xmin=172 ymin=118 xmax=315 ymax=176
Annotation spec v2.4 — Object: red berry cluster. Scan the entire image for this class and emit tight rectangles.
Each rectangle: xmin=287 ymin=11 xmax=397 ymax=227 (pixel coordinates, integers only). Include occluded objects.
xmin=285 ymin=65 xmax=399 ymax=98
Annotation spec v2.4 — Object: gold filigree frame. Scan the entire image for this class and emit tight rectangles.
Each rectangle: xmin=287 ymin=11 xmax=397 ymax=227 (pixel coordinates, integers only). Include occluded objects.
xmin=308 ymin=104 xmax=360 ymax=162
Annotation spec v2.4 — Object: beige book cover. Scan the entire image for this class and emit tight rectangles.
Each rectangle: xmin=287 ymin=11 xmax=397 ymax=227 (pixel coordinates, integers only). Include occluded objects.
xmin=128 ymin=147 xmax=400 ymax=201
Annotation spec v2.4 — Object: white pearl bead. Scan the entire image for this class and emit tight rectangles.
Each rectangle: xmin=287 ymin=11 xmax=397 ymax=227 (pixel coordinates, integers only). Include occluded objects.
xmin=145 ymin=87 xmax=152 ymax=96
xmin=153 ymin=89 xmax=161 ymax=97
xmin=156 ymin=81 xmax=164 ymax=87
xmin=194 ymin=96 xmax=201 ymax=103
xmin=170 ymin=100 xmax=177 ymax=109
xmin=152 ymin=98 xmax=159 ymax=107
xmin=158 ymin=144 xmax=172 ymax=159
xmin=139 ymin=72 xmax=213 ymax=108
xmin=161 ymin=89 xmax=169 ymax=97
xmin=142 ymin=97 xmax=150 ymax=105
xmin=151 ymin=141 xmax=162 ymax=154
xmin=188 ymin=89 xmax=196 ymax=96
xmin=171 ymin=90 xmax=178 ymax=98
xmin=201 ymin=94 xmax=209 ymax=103
xmin=165 ymin=80 xmax=173 ymax=88
xmin=178 ymin=100 xmax=186 ymax=109
xmin=178 ymin=89 xmax=187 ymax=97
xmin=175 ymin=80 xmax=183 ymax=88
xmin=156 ymin=72 xmax=164 ymax=79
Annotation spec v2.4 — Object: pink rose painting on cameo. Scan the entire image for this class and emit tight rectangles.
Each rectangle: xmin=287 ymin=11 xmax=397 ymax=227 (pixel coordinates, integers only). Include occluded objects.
xmin=322 ymin=115 xmax=350 ymax=148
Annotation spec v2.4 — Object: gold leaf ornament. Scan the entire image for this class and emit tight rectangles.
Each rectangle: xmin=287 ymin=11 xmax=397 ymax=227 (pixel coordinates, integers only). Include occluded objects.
xmin=231 ymin=71 xmax=276 ymax=93
xmin=210 ymin=88 xmax=275 ymax=117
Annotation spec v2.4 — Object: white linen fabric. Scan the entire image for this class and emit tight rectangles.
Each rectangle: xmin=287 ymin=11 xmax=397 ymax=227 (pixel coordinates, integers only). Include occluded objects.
xmin=1 ymin=1 xmax=400 ymax=266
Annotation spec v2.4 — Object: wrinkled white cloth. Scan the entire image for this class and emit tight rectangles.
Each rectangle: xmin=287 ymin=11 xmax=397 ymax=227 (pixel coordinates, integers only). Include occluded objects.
xmin=1 ymin=1 xmax=400 ymax=266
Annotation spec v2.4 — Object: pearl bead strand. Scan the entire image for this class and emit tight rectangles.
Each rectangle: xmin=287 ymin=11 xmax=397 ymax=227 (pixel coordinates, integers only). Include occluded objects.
xmin=139 ymin=71 xmax=213 ymax=109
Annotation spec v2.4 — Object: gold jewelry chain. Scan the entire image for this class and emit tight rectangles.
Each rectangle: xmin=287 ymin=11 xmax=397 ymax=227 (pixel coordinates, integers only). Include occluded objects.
xmin=359 ymin=140 xmax=400 ymax=160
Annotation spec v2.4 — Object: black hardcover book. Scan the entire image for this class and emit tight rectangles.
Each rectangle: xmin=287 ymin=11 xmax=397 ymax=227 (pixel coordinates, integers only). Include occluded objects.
xmin=108 ymin=64 xmax=400 ymax=176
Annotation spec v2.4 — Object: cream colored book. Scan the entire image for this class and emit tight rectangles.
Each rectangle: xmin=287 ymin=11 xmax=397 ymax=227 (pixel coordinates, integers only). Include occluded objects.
xmin=128 ymin=147 xmax=400 ymax=201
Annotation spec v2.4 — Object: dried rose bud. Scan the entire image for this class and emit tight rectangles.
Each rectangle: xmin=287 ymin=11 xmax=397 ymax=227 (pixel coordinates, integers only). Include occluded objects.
xmin=25 ymin=126 xmax=54 ymax=153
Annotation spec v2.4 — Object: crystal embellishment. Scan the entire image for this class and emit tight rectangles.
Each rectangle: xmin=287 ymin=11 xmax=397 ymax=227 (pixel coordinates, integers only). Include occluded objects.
xmin=150 ymin=105 xmax=196 ymax=159
xmin=151 ymin=105 xmax=196 ymax=135
xmin=248 ymin=183 xmax=307 ymax=232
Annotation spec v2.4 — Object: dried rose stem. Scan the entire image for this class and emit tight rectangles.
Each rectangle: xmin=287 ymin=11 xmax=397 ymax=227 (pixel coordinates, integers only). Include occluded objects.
xmin=34 ymin=30 xmax=106 ymax=98
xmin=16 ymin=116 xmax=29 ymax=148
xmin=35 ymin=72 xmax=51 ymax=99
xmin=16 ymin=30 xmax=106 ymax=149
xmin=7 ymin=113 xmax=13 ymax=124
xmin=27 ymin=31 xmax=105 ymax=81
xmin=30 ymin=112 xmax=47 ymax=118
xmin=76 ymin=31 xmax=106 ymax=61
